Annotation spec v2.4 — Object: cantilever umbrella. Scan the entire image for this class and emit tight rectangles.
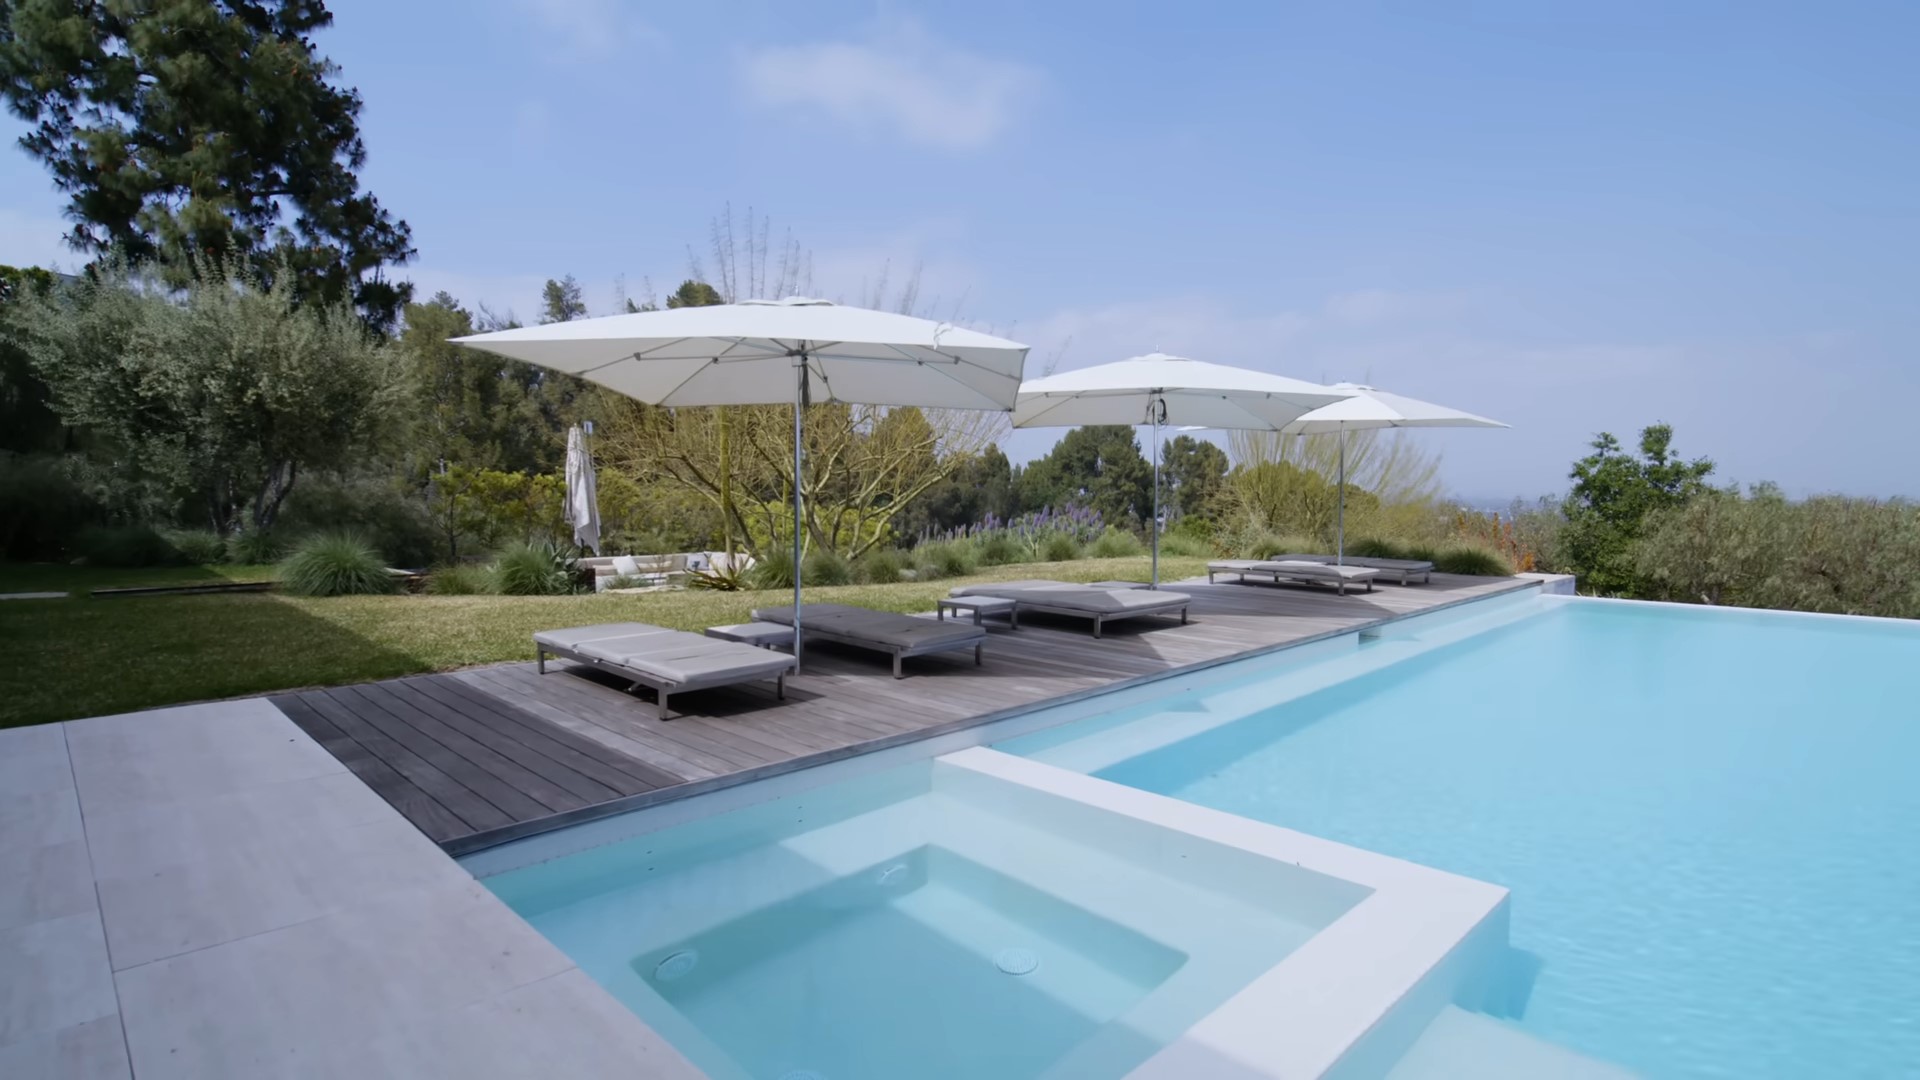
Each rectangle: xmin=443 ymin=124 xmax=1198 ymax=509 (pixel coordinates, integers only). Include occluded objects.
xmin=1281 ymin=383 xmax=1507 ymax=564
xmin=1013 ymin=353 xmax=1352 ymax=587
xmin=455 ymin=298 xmax=1029 ymax=666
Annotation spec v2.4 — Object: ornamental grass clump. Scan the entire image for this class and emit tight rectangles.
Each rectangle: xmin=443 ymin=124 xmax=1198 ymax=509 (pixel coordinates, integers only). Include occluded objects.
xmin=491 ymin=541 xmax=577 ymax=596
xmin=802 ymin=549 xmax=854 ymax=586
xmin=160 ymin=529 xmax=227 ymax=565
xmin=278 ymin=533 xmax=396 ymax=597
xmin=1431 ymin=544 xmax=1514 ymax=577
xmin=912 ymin=540 xmax=977 ymax=581
xmin=855 ymin=547 xmax=906 ymax=584
xmin=1087 ymin=526 xmax=1145 ymax=559
xmin=425 ymin=563 xmax=494 ymax=595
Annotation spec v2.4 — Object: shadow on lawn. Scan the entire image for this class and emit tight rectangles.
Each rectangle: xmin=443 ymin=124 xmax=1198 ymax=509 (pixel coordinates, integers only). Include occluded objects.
xmin=0 ymin=576 xmax=422 ymax=728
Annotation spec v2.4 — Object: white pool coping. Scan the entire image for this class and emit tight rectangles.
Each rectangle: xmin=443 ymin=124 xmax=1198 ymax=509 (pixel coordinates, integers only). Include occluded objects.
xmin=938 ymin=749 xmax=1511 ymax=1080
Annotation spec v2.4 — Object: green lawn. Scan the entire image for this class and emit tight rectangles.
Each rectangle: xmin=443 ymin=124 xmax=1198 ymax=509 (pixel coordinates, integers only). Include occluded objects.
xmin=0 ymin=561 xmax=278 ymax=594
xmin=0 ymin=556 xmax=1209 ymax=728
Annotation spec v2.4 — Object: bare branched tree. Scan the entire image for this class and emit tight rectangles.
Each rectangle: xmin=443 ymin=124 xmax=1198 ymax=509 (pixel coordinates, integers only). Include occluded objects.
xmin=1225 ymin=428 xmax=1445 ymax=543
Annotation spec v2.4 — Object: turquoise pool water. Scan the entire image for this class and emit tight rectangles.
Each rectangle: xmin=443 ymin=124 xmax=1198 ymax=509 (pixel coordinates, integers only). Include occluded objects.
xmin=479 ymin=758 xmax=1362 ymax=1079
xmin=1004 ymin=597 xmax=1920 ymax=1078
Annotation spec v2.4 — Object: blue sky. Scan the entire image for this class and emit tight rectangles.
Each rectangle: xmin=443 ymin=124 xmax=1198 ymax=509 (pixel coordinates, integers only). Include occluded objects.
xmin=3 ymin=1 xmax=1915 ymax=500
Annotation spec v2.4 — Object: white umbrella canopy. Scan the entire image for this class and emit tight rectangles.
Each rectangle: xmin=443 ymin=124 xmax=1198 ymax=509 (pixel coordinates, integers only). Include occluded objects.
xmin=1014 ymin=353 xmax=1349 ymax=430
xmin=563 ymin=425 xmax=601 ymax=556
xmin=1280 ymin=383 xmax=1508 ymax=563
xmin=1281 ymin=383 xmax=1507 ymax=434
xmin=454 ymin=298 xmax=1024 ymax=410
xmin=1014 ymin=353 xmax=1353 ymax=586
xmin=455 ymin=298 xmax=1031 ymax=667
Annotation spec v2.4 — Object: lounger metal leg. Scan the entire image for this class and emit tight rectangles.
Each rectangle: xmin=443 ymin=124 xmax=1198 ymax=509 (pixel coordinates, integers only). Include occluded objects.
xmin=1093 ymin=616 xmax=1103 ymax=639
xmin=974 ymin=642 xmax=983 ymax=666
xmin=1010 ymin=606 xmax=1019 ymax=630
xmin=893 ymin=652 xmax=904 ymax=679
xmin=1181 ymin=606 xmax=1189 ymax=624
xmin=657 ymin=691 xmax=671 ymax=721
xmin=776 ymin=673 xmax=786 ymax=700
xmin=536 ymin=647 xmax=546 ymax=674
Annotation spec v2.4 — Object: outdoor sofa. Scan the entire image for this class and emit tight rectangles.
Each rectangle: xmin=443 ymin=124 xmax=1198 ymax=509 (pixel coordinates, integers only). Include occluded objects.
xmin=947 ymin=580 xmax=1191 ymax=638
xmin=1207 ymin=560 xmax=1382 ymax=595
xmin=750 ymin=604 xmax=986 ymax=678
xmin=533 ymin=622 xmax=796 ymax=720
xmin=1265 ymin=553 xmax=1432 ymax=585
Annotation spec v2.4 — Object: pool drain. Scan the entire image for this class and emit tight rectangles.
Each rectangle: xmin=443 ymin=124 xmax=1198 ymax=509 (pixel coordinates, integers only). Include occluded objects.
xmin=653 ymin=949 xmax=699 ymax=982
xmin=994 ymin=947 xmax=1039 ymax=975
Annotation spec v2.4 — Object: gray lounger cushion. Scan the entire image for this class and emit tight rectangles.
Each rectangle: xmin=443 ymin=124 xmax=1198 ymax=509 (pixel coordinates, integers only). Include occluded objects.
xmin=948 ymin=580 xmax=1188 ymax=615
xmin=1207 ymin=560 xmax=1381 ymax=593
xmin=947 ymin=580 xmax=1191 ymax=637
xmin=750 ymin=604 xmax=985 ymax=676
xmin=533 ymin=622 xmax=794 ymax=719
xmin=532 ymin=623 xmax=677 ymax=652
xmin=1267 ymin=553 xmax=1432 ymax=583
xmin=577 ymin=635 xmax=793 ymax=683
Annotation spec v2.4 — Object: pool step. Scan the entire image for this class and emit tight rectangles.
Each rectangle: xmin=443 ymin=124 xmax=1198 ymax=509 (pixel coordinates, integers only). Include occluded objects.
xmin=1384 ymin=1006 xmax=1638 ymax=1080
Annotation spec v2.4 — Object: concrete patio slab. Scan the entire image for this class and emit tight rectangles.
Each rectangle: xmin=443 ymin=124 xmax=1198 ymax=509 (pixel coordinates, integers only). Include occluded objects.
xmin=0 ymin=696 xmax=702 ymax=1079
xmin=116 ymin=876 xmax=577 ymax=1078
xmin=94 ymin=816 xmax=469 ymax=971
xmin=65 ymin=697 xmax=344 ymax=816
xmin=0 ymin=1014 xmax=130 ymax=1080
xmin=0 ymin=910 xmax=118 ymax=1047
xmin=0 ymin=838 xmax=95 ymax=933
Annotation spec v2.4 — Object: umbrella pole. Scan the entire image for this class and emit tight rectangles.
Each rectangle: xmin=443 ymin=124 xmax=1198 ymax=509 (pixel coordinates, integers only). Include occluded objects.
xmin=792 ymin=356 xmax=807 ymax=669
xmin=1149 ymin=402 xmax=1161 ymax=588
xmin=1336 ymin=425 xmax=1346 ymax=565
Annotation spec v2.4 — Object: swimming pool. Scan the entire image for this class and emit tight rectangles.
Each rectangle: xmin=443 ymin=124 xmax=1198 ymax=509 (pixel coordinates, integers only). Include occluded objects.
xmin=1002 ymin=595 xmax=1920 ymax=1077
xmin=477 ymin=754 xmax=1393 ymax=1080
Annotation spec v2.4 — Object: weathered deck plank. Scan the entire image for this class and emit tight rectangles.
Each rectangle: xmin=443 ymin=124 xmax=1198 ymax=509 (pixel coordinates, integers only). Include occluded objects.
xmin=276 ymin=574 xmax=1533 ymax=851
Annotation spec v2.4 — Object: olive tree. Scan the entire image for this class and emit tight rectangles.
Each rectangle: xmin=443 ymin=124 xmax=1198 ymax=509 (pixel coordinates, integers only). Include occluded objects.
xmin=7 ymin=265 xmax=394 ymax=533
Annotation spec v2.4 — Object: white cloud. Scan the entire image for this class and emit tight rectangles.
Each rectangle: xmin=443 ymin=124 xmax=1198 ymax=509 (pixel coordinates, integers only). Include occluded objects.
xmin=507 ymin=0 xmax=657 ymax=60
xmin=738 ymin=22 xmax=1041 ymax=151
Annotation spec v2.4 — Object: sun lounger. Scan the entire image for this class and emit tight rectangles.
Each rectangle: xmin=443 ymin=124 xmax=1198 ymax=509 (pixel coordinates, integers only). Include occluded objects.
xmin=533 ymin=622 xmax=796 ymax=719
xmin=1267 ymin=553 xmax=1432 ymax=585
xmin=947 ymin=580 xmax=1191 ymax=638
xmin=1207 ymin=560 xmax=1381 ymax=594
xmin=750 ymin=604 xmax=986 ymax=678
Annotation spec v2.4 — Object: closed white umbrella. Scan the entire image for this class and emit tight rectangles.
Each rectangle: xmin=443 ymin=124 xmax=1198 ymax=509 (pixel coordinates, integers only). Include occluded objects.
xmin=1014 ymin=353 xmax=1352 ymax=586
xmin=563 ymin=424 xmax=601 ymax=555
xmin=456 ymin=298 xmax=1029 ymax=665
xmin=1281 ymin=383 xmax=1508 ymax=563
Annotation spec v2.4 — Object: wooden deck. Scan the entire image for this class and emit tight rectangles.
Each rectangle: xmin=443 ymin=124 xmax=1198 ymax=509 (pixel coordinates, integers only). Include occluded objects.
xmin=273 ymin=574 xmax=1533 ymax=854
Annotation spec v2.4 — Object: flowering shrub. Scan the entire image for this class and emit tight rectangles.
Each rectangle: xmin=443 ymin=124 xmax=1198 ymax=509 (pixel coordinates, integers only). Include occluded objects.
xmin=919 ymin=505 xmax=1106 ymax=562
